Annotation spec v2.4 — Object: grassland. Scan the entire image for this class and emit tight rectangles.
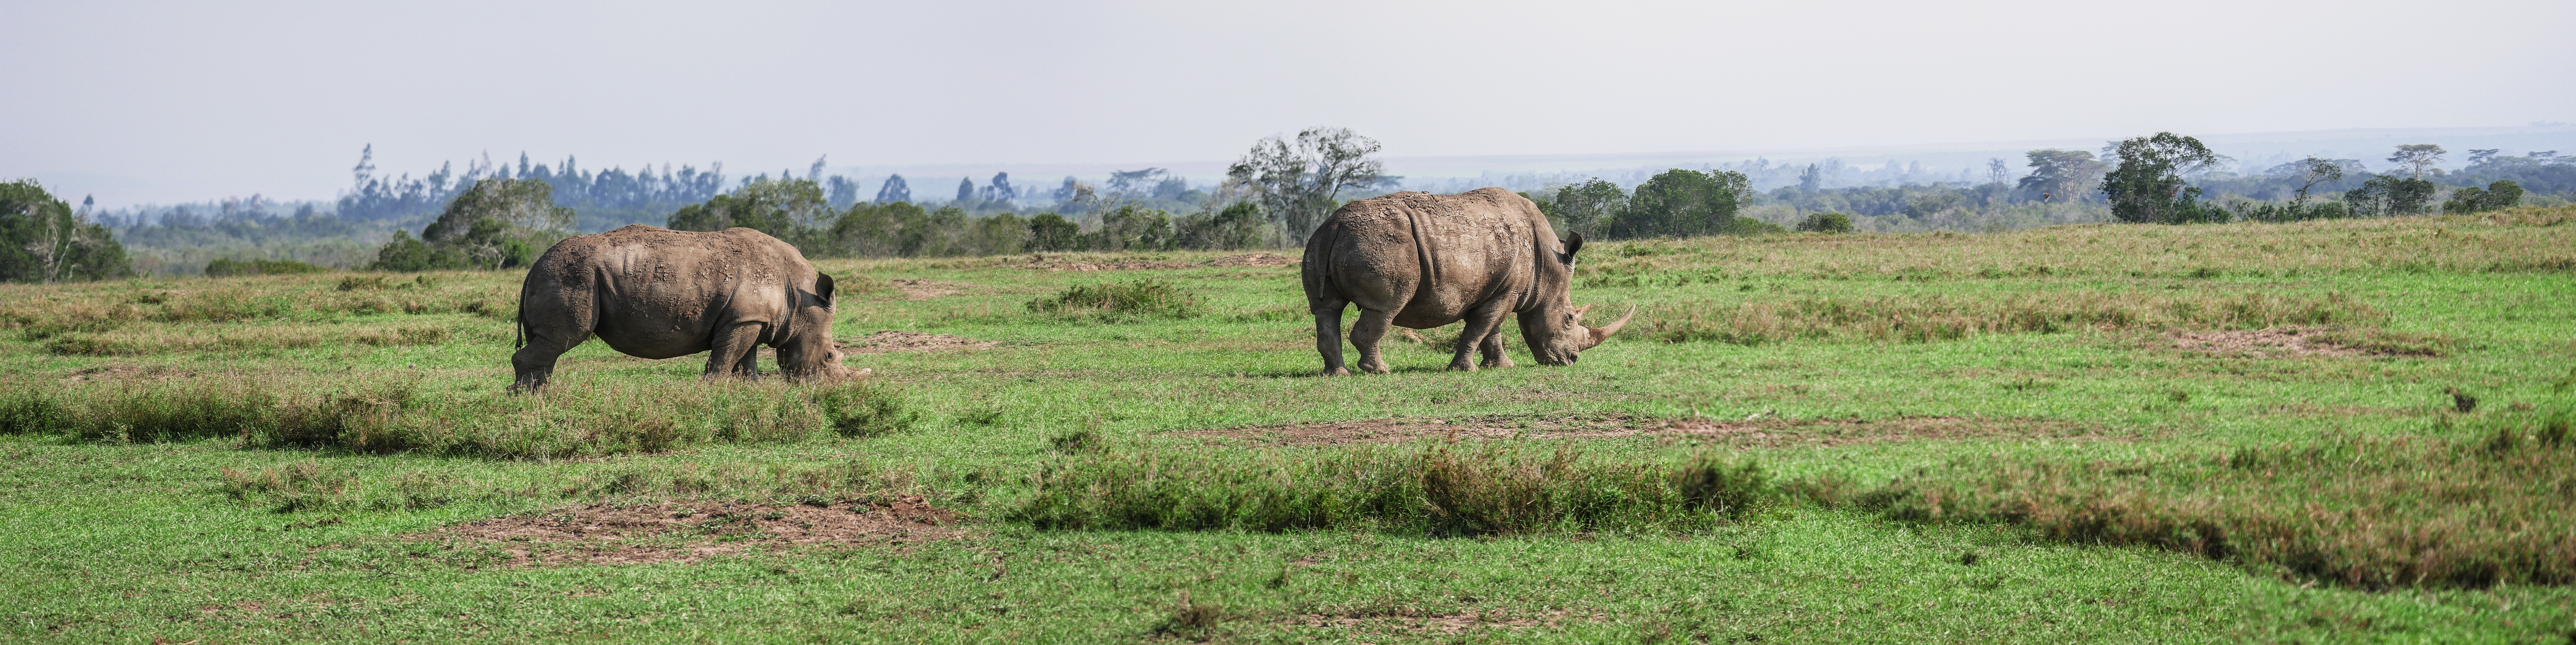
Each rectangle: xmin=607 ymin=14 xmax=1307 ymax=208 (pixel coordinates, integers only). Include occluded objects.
xmin=1 ymin=208 xmax=2572 ymax=643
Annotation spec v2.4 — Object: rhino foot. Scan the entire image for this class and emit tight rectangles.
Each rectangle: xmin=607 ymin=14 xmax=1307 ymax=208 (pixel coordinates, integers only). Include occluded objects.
xmin=1445 ymin=361 xmax=1478 ymax=372
xmin=1321 ymin=367 xmax=1351 ymax=377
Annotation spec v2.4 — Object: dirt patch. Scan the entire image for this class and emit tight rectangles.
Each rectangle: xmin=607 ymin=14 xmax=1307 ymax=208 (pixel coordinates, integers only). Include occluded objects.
xmin=1018 ymin=253 xmax=1296 ymax=271
xmin=842 ymin=330 xmax=1000 ymax=354
xmin=1170 ymin=414 xmax=2122 ymax=448
xmin=1289 ymin=610 xmax=1593 ymax=634
xmin=419 ymin=498 xmax=961 ymax=566
xmin=886 ymin=279 xmax=970 ymax=300
xmin=2171 ymin=326 xmax=2361 ymax=357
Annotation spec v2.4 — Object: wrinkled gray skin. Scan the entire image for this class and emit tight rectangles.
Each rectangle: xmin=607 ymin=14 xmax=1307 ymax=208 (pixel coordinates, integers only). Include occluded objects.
xmin=1301 ymin=188 xmax=1633 ymax=376
xmin=510 ymin=225 xmax=860 ymax=393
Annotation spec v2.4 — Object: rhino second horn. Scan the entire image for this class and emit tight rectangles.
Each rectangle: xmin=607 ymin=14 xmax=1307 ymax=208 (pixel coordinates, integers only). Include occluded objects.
xmin=1585 ymin=304 xmax=1638 ymax=349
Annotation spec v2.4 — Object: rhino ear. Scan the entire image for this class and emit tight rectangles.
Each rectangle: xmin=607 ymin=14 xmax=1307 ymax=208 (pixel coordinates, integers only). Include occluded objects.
xmin=814 ymin=273 xmax=836 ymax=310
xmin=1560 ymin=232 xmax=1584 ymax=266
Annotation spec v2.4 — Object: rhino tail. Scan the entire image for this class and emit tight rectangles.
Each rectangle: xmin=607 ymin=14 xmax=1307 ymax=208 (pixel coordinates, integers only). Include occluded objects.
xmin=513 ymin=292 xmax=527 ymax=349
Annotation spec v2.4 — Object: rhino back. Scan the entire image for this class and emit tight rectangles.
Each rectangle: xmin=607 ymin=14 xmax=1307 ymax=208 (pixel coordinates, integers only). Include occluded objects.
xmin=1312 ymin=189 xmax=1543 ymax=325
xmin=527 ymin=226 xmax=807 ymax=358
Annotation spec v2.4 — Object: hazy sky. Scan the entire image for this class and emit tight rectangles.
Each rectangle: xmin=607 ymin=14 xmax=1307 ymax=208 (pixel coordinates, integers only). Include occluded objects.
xmin=7 ymin=0 xmax=2571 ymax=206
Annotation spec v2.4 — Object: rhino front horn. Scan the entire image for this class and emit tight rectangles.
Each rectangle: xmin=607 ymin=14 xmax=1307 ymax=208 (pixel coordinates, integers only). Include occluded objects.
xmin=1584 ymin=304 xmax=1637 ymax=349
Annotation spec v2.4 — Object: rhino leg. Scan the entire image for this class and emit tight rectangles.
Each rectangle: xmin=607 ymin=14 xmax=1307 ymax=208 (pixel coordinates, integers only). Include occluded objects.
xmin=703 ymin=322 xmax=767 ymax=380
xmin=1312 ymin=299 xmax=1351 ymax=376
xmin=1447 ymin=302 xmax=1513 ymax=372
xmin=1478 ymin=329 xmax=1514 ymax=369
xmin=1350 ymin=308 xmax=1395 ymax=375
xmin=510 ymin=333 xmax=585 ymax=394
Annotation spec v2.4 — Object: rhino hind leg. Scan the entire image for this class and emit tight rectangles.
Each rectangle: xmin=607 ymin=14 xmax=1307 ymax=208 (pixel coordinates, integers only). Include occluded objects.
xmin=510 ymin=338 xmax=579 ymax=394
xmin=703 ymin=322 xmax=767 ymax=380
xmin=1477 ymin=329 xmax=1514 ymax=369
xmin=1349 ymin=308 xmax=1396 ymax=375
xmin=1312 ymin=299 xmax=1352 ymax=376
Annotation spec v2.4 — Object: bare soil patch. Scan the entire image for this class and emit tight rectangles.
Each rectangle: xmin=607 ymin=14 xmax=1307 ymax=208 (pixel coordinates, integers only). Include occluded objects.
xmin=419 ymin=498 xmax=961 ymax=566
xmin=841 ymin=330 xmax=1000 ymax=354
xmin=1169 ymin=414 xmax=2121 ymax=448
xmin=885 ymin=279 xmax=970 ymax=300
xmin=2170 ymin=326 xmax=2361 ymax=357
xmin=1019 ymin=253 xmax=1295 ymax=271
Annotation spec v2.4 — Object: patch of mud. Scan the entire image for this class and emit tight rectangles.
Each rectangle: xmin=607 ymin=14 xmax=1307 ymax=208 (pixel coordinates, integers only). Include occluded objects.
xmin=2171 ymin=326 xmax=2361 ymax=357
xmin=1171 ymin=414 xmax=2121 ymax=447
xmin=419 ymin=498 xmax=961 ymax=566
xmin=842 ymin=330 xmax=1000 ymax=354
xmin=1289 ymin=610 xmax=1595 ymax=634
xmin=1017 ymin=253 xmax=1295 ymax=271
xmin=885 ymin=279 xmax=970 ymax=300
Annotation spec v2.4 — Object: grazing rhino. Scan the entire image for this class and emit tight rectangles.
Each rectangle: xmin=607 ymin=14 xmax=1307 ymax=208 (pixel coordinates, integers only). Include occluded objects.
xmin=1301 ymin=188 xmax=1633 ymax=375
xmin=509 ymin=225 xmax=861 ymax=392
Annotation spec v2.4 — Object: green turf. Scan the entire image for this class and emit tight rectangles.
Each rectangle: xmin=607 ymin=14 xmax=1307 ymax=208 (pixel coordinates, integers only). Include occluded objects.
xmin=1 ymin=211 xmax=2572 ymax=642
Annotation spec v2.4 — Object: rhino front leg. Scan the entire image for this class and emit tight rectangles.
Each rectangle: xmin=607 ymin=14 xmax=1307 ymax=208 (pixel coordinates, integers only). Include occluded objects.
xmin=1313 ymin=299 xmax=1350 ymax=376
xmin=1448 ymin=302 xmax=1512 ymax=372
xmin=704 ymin=322 xmax=767 ymax=380
xmin=1349 ymin=308 xmax=1396 ymax=374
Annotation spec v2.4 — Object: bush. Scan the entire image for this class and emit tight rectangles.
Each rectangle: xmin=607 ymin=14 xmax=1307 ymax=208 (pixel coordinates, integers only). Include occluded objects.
xmin=1795 ymin=212 xmax=1854 ymax=234
xmin=206 ymin=258 xmax=329 ymax=277
xmin=1026 ymin=279 xmax=1207 ymax=320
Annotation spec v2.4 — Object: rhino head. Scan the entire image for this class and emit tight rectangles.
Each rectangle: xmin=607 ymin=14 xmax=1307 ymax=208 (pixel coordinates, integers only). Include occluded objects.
xmin=1522 ymin=233 xmax=1635 ymax=365
xmin=777 ymin=273 xmax=864 ymax=381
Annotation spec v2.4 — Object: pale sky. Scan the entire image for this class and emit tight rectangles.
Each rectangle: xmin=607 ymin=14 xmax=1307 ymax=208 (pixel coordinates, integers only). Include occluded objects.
xmin=7 ymin=0 xmax=2571 ymax=207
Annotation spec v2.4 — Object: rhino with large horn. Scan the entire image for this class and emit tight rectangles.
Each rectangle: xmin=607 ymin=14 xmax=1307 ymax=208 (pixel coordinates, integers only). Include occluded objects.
xmin=1301 ymin=188 xmax=1634 ymax=375
xmin=508 ymin=225 xmax=862 ymax=393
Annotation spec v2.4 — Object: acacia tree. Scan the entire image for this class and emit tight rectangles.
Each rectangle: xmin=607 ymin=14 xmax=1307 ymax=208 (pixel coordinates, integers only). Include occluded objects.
xmin=2272 ymin=156 xmax=2350 ymax=210
xmin=1226 ymin=127 xmax=1390 ymax=246
xmin=2387 ymin=144 xmax=2446 ymax=179
xmin=2016 ymin=149 xmax=2106 ymax=202
xmin=2101 ymin=132 xmax=2227 ymax=224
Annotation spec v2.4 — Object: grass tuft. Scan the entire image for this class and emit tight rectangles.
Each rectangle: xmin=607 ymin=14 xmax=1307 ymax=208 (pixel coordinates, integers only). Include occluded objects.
xmin=1648 ymin=290 xmax=2379 ymax=345
xmin=1025 ymin=279 xmax=1207 ymax=321
xmin=816 ymin=381 xmax=915 ymax=438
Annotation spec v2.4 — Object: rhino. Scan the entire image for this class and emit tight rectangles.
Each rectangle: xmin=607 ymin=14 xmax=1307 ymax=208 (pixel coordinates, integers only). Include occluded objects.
xmin=1301 ymin=188 xmax=1633 ymax=375
xmin=509 ymin=225 xmax=861 ymax=392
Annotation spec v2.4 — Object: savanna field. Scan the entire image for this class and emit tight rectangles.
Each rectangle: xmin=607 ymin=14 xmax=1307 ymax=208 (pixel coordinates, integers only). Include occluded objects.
xmin=3 ymin=208 xmax=2574 ymax=643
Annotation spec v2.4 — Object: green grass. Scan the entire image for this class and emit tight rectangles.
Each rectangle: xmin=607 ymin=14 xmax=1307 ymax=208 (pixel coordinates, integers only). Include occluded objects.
xmin=0 ymin=209 xmax=2573 ymax=642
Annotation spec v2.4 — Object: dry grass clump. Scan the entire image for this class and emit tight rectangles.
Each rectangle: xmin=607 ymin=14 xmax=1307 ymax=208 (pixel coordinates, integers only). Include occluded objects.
xmin=1647 ymin=290 xmax=2377 ymax=345
xmin=1814 ymin=406 xmax=2576 ymax=589
xmin=1011 ymin=442 xmax=1771 ymax=536
xmin=0 ymin=376 xmax=905 ymax=459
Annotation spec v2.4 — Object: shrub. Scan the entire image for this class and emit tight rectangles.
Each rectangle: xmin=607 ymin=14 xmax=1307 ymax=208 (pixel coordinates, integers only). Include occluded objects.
xmin=1025 ymin=279 xmax=1207 ymax=320
xmin=1795 ymin=212 xmax=1854 ymax=234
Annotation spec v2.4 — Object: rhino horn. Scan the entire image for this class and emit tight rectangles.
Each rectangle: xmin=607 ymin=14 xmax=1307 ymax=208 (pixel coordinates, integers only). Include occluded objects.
xmin=1584 ymin=304 xmax=1637 ymax=349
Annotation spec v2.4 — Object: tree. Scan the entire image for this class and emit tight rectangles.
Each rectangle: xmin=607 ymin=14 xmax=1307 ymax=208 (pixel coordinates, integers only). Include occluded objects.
xmin=1026 ymin=212 xmax=1080 ymax=252
xmin=2264 ymin=156 xmax=2351 ymax=211
xmin=825 ymin=176 xmax=862 ymax=210
xmin=1617 ymin=169 xmax=1768 ymax=238
xmin=372 ymin=177 xmax=575 ymax=271
xmin=668 ymin=177 xmax=830 ymax=246
xmin=1986 ymin=158 xmax=2009 ymax=186
xmin=1549 ymin=178 xmax=1626 ymax=238
xmin=1175 ymin=202 xmax=1267 ymax=250
xmin=2101 ymin=132 xmax=2227 ymax=224
xmin=1226 ymin=127 xmax=1391 ymax=246
xmin=2442 ymin=180 xmax=2524 ymax=214
xmin=1088 ymin=205 xmax=1174 ymax=252
xmin=955 ymin=178 xmax=975 ymax=203
xmin=874 ymin=174 xmax=911 ymax=204
xmin=2344 ymin=175 xmax=2438 ymax=217
xmin=0 ymin=180 xmax=133 ymax=282
xmin=1797 ymin=164 xmax=1823 ymax=192
xmin=980 ymin=172 xmax=1016 ymax=202
xmin=2388 ymin=144 xmax=2446 ymax=179
xmin=2017 ymin=149 xmax=2105 ymax=202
